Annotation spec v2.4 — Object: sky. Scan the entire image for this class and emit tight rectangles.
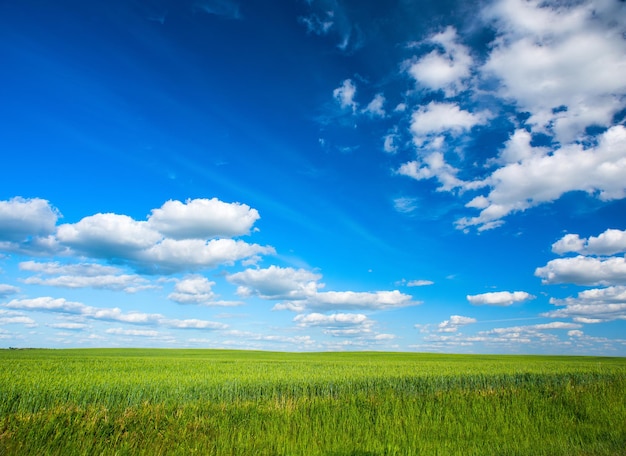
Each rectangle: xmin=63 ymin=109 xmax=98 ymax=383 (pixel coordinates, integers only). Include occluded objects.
xmin=1 ymin=0 xmax=625 ymax=355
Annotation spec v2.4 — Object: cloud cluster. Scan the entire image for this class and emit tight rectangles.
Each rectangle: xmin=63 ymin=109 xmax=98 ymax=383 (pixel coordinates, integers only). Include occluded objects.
xmin=6 ymin=296 xmax=227 ymax=331
xmin=467 ymin=291 xmax=535 ymax=306
xmin=229 ymin=265 xmax=416 ymax=312
xmin=538 ymin=228 xmax=626 ymax=323
xmin=382 ymin=0 xmax=626 ymax=230
xmin=0 ymin=197 xmax=274 ymax=274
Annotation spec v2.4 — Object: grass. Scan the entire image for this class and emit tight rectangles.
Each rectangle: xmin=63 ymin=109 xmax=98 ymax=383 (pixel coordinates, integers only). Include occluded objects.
xmin=0 ymin=349 xmax=624 ymax=455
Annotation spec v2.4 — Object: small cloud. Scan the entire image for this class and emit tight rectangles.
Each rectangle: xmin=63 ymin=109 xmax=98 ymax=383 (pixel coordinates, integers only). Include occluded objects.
xmin=333 ymin=79 xmax=358 ymax=112
xmin=407 ymin=279 xmax=434 ymax=287
xmin=467 ymin=291 xmax=535 ymax=306
xmin=362 ymin=94 xmax=386 ymax=117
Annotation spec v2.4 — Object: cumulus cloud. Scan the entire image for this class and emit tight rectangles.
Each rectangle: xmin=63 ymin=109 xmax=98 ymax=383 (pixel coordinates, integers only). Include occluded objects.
xmin=147 ymin=198 xmax=260 ymax=239
xmin=227 ymin=265 xmax=322 ymax=300
xmin=405 ymin=26 xmax=473 ymax=96
xmin=552 ymin=229 xmax=626 ymax=256
xmin=167 ymin=275 xmax=241 ymax=306
xmin=482 ymin=0 xmax=626 ymax=143
xmin=535 ymin=256 xmax=626 ymax=286
xmin=467 ymin=291 xmax=535 ymax=306
xmin=458 ymin=126 xmax=626 ymax=231
xmin=409 ymin=102 xmax=491 ymax=142
xmin=0 ymin=197 xmax=60 ymax=242
xmin=437 ymin=315 xmax=476 ymax=333
xmin=53 ymin=198 xmax=273 ymax=274
xmin=542 ymin=286 xmax=626 ymax=323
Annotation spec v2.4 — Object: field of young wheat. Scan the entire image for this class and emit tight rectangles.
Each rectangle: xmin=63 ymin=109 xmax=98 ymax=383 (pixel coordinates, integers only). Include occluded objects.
xmin=0 ymin=349 xmax=624 ymax=455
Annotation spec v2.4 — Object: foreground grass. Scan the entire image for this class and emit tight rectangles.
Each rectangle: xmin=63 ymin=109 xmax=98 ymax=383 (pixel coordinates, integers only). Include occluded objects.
xmin=0 ymin=349 xmax=624 ymax=455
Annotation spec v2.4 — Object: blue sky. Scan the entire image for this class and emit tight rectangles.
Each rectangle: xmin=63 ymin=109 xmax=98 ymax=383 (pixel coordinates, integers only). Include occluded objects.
xmin=1 ymin=0 xmax=625 ymax=354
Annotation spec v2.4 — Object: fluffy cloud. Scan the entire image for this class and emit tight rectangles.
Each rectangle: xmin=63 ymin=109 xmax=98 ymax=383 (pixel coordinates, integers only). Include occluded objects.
xmin=333 ymin=79 xmax=358 ymax=112
xmin=552 ymin=229 xmax=626 ymax=256
xmin=228 ymin=265 xmax=417 ymax=312
xmin=363 ymin=94 xmax=386 ymax=117
xmin=458 ymin=126 xmax=626 ymax=231
xmin=167 ymin=275 xmax=241 ymax=306
xmin=294 ymin=312 xmax=375 ymax=337
xmin=227 ymin=265 xmax=322 ymax=300
xmin=482 ymin=0 xmax=626 ymax=143
xmin=147 ymin=198 xmax=260 ymax=239
xmin=280 ymin=290 xmax=416 ymax=312
xmin=19 ymin=261 xmax=153 ymax=293
xmin=409 ymin=102 xmax=491 ymax=142
xmin=51 ymin=198 xmax=273 ymax=274
xmin=406 ymin=26 xmax=473 ymax=96
xmin=437 ymin=315 xmax=476 ymax=333
xmin=0 ymin=197 xmax=60 ymax=242
xmin=535 ymin=256 xmax=626 ymax=286
xmin=467 ymin=291 xmax=535 ymax=306
xmin=543 ymin=286 xmax=626 ymax=323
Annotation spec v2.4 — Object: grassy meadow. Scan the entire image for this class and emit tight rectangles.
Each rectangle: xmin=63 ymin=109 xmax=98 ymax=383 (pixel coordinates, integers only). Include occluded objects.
xmin=0 ymin=349 xmax=624 ymax=455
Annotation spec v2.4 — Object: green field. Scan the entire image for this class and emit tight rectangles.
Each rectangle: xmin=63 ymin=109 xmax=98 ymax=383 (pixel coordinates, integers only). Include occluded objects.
xmin=0 ymin=349 xmax=624 ymax=455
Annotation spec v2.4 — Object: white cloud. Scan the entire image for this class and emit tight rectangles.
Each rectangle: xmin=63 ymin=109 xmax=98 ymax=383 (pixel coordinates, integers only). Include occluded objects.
xmin=168 ymin=275 xmax=216 ymax=304
xmin=406 ymin=26 xmax=473 ymax=96
xmin=407 ymin=279 xmax=434 ymax=287
xmin=333 ymin=79 xmax=358 ymax=112
xmin=227 ymin=265 xmax=322 ymax=300
xmin=410 ymin=102 xmax=491 ymax=142
xmin=147 ymin=198 xmax=260 ymax=239
xmin=0 ymin=284 xmax=20 ymax=298
xmin=164 ymin=318 xmax=227 ymax=330
xmin=363 ymin=93 xmax=385 ymax=117
xmin=57 ymin=213 xmax=161 ymax=256
xmin=482 ymin=0 xmax=626 ymax=143
xmin=535 ymin=255 xmax=626 ymax=286
xmin=438 ymin=315 xmax=476 ymax=333
xmin=293 ymin=290 xmax=416 ymax=312
xmin=0 ymin=197 xmax=60 ymax=242
xmin=543 ymin=286 xmax=626 ymax=323
xmin=106 ymin=328 xmax=159 ymax=337
xmin=458 ymin=125 xmax=626 ymax=230
xmin=55 ymin=199 xmax=274 ymax=274
xmin=0 ymin=314 xmax=36 ymax=327
xmin=467 ymin=291 xmax=535 ymax=306
xmin=398 ymin=152 xmax=464 ymax=192
xmin=19 ymin=261 xmax=153 ymax=293
xmin=5 ymin=296 xmax=228 ymax=330
xmin=552 ymin=229 xmax=626 ymax=256
xmin=383 ymin=128 xmax=399 ymax=153
xmin=294 ymin=312 xmax=378 ymax=338
xmin=393 ymin=197 xmax=418 ymax=214
xmin=48 ymin=322 xmax=87 ymax=330
xmin=294 ymin=312 xmax=370 ymax=327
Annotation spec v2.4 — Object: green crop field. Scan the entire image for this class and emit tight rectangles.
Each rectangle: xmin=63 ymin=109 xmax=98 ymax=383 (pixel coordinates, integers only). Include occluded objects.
xmin=0 ymin=349 xmax=624 ymax=455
